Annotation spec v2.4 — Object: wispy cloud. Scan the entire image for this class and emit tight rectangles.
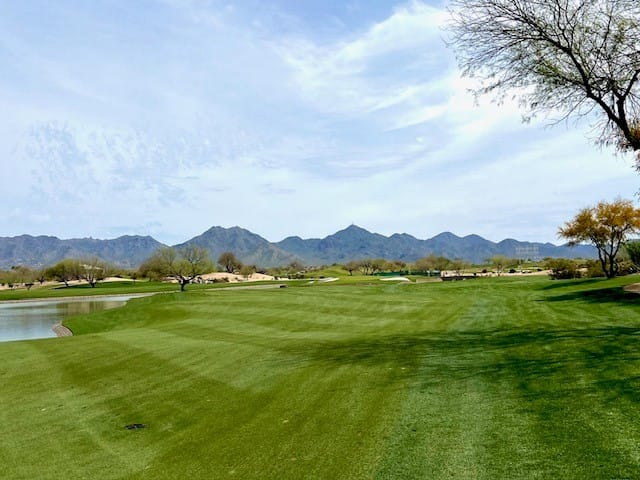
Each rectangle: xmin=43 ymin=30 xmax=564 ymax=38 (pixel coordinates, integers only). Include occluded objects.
xmin=275 ymin=1 xmax=449 ymax=116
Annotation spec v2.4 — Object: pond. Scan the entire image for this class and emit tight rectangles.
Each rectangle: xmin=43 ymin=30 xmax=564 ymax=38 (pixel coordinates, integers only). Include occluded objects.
xmin=0 ymin=295 xmax=145 ymax=343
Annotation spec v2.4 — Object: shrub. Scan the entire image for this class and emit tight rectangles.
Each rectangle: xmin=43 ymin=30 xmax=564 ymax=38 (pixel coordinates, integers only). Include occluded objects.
xmin=546 ymin=258 xmax=580 ymax=280
xmin=583 ymin=260 xmax=605 ymax=278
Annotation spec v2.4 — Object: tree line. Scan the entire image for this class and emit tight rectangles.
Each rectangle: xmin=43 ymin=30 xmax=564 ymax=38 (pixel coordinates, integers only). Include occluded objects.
xmin=0 ymin=257 xmax=113 ymax=290
xmin=4 ymin=198 xmax=640 ymax=292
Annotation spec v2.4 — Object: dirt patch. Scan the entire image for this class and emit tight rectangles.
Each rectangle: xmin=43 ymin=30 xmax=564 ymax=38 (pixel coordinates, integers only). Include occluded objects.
xmin=199 ymin=272 xmax=276 ymax=283
xmin=623 ymin=283 xmax=640 ymax=294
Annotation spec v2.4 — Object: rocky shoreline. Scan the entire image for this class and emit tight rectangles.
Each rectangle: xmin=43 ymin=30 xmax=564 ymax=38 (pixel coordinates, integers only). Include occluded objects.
xmin=52 ymin=322 xmax=73 ymax=337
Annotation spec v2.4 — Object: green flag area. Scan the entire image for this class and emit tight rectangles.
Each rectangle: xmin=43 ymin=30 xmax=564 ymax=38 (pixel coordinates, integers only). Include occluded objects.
xmin=2 ymin=276 xmax=640 ymax=479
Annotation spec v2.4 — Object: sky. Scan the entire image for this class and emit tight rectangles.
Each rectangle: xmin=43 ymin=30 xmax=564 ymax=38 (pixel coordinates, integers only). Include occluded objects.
xmin=1 ymin=0 xmax=638 ymax=245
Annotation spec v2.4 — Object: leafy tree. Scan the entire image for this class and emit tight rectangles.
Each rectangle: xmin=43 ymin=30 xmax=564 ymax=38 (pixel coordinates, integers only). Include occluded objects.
xmin=381 ymin=260 xmax=407 ymax=273
xmin=448 ymin=0 xmax=640 ymax=156
xmin=218 ymin=251 xmax=242 ymax=274
xmin=558 ymin=199 xmax=640 ymax=278
xmin=414 ymin=254 xmax=451 ymax=274
xmin=46 ymin=259 xmax=81 ymax=287
xmin=10 ymin=265 xmax=35 ymax=288
xmin=488 ymin=255 xmax=515 ymax=276
xmin=0 ymin=269 xmax=17 ymax=289
xmin=144 ymin=246 xmax=213 ymax=291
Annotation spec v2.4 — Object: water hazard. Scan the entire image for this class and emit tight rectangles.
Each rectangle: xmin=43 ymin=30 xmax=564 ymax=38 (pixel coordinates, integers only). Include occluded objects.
xmin=0 ymin=295 xmax=140 ymax=342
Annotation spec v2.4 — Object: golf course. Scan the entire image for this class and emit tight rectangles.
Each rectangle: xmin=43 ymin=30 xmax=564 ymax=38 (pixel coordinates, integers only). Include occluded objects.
xmin=2 ymin=275 xmax=640 ymax=479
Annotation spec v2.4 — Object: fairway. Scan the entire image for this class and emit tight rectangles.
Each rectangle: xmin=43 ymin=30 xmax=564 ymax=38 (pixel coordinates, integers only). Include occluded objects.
xmin=2 ymin=276 xmax=640 ymax=479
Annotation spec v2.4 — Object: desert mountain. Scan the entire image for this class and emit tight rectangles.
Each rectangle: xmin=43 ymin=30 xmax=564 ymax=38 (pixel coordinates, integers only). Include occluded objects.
xmin=276 ymin=225 xmax=595 ymax=265
xmin=0 ymin=234 xmax=164 ymax=269
xmin=0 ymin=225 xmax=596 ymax=269
xmin=175 ymin=226 xmax=300 ymax=268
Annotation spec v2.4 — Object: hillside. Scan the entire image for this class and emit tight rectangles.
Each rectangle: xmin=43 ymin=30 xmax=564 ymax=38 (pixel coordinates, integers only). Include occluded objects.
xmin=275 ymin=225 xmax=595 ymax=265
xmin=175 ymin=226 xmax=301 ymax=268
xmin=0 ymin=234 xmax=164 ymax=269
xmin=0 ymin=225 xmax=596 ymax=269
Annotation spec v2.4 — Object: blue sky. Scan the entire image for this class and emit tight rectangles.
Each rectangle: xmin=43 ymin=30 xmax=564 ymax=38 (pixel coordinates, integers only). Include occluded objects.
xmin=1 ymin=0 xmax=637 ymax=245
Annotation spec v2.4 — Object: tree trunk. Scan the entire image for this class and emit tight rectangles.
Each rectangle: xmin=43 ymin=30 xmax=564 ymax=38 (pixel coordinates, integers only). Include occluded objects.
xmin=597 ymin=249 xmax=611 ymax=279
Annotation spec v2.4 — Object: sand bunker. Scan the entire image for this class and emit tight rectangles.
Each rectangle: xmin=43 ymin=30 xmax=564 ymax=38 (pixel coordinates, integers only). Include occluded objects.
xmin=199 ymin=272 xmax=275 ymax=283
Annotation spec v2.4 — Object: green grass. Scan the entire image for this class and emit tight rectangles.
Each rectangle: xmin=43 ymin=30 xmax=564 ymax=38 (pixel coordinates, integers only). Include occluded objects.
xmin=2 ymin=275 xmax=640 ymax=478
xmin=0 ymin=280 xmax=185 ymax=300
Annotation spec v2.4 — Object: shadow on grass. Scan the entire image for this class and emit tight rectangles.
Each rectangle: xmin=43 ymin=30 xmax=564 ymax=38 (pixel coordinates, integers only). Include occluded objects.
xmin=278 ymin=325 xmax=640 ymax=403
xmin=539 ymin=278 xmax=604 ymax=291
xmin=545 ymin=286 xmax=640 ymax=305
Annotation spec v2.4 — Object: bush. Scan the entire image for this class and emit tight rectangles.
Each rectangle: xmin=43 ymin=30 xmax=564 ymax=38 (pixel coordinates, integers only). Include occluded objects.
xmin=546 ymin=258 xmax=580 ymax=280
xmin=626 ymin=240 xmax=640 ymax=266
xmin=583 ymin=260 xmax=605 ymax=278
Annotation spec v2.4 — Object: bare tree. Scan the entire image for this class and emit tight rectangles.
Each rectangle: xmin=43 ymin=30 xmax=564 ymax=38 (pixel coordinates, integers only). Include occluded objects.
xmin=358 ymin=259 xmax=374 ymax=276
xmin=448 ymin=0 xmax=640 ymax=157
xmin=343 ymin=260 xmax=360 ymax=276
xmin=78 ymin=257 xmax=109 ymax=288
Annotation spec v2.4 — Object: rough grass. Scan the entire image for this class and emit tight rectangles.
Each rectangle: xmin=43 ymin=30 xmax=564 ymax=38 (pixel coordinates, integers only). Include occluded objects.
xmin=1 ymin=276 xmax=640 ymax=479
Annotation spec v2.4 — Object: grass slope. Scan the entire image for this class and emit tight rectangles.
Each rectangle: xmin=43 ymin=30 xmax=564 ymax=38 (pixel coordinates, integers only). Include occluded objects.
xmin=0 ymin=281 xmax=182 ymax=301
xmin=1 ymin=276 xmax=640 ymax=478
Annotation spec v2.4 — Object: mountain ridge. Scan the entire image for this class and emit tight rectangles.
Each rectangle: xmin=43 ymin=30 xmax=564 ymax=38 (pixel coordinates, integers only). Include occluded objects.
xmin=0 ymin=225 xmax=596 ymax=269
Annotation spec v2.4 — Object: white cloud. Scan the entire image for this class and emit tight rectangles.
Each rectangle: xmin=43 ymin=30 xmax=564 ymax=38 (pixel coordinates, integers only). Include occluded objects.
xmin=275 ymin=1 xmax=449 ymax=116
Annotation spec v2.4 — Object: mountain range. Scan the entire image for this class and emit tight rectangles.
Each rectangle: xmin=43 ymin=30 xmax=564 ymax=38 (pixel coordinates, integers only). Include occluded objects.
xmin=0 ymin=225 xmax=596 ymax=269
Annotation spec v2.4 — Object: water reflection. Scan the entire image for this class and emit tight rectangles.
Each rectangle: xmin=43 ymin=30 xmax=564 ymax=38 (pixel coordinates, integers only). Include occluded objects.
xmin=0 ymin=296 xmax=137 ymax=342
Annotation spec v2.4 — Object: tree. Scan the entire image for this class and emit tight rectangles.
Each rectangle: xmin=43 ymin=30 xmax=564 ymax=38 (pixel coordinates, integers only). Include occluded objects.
xmin=218 ymin=251 xmax=242 ymax=274
xmin=46 ymin=259 xmax=81 ymax=287
xmin=558 ymin=198 xmax=640 ymax=278
xmin=358 ymin=259 xmax=374 ymax=276
xmin=34 ymin=269 xmax=47 ymax=285
xmin=371 ymin=258 xmax=386 ymax=275
xmin=10 ymin=265 xmax=35 ymax=288
xmin=343 ymin=260 xmax=360 ymax=276
xmin=0 ymin=269 xmax=17 ymax=289
xmin=449 ymin=258 xmax=469 ymax=276
xmin=414 ymin=254 xmax=451 ymax=274
xmin=488 ymin=255 xmax=514 ymax=276
xmin=145 ymin=246 xmax=213 ymax=291
xmin=239 ymin=264 xmax=256 ymax=279
xmin=448 ymin=0 xmax=640 ymax=157
xmin=78 ymin=257 xmax=109 ymax=288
